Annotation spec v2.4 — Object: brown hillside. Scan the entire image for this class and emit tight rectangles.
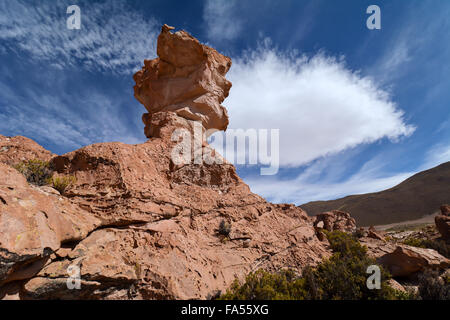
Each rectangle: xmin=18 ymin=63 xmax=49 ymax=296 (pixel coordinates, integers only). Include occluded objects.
xmin=300 ymin=161 xmax=450 ymax=226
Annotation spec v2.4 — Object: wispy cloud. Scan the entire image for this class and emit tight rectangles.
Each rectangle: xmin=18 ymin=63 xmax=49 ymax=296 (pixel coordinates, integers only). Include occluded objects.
xmin=0 ymin=71 xmax=144 ymax=153
xmin=366 ymin=0 xmax=450 ymax=83
xmin=203 ymin=0 xmax=242 ymax=42
xmin=421 ymin=143 xmax=450 ymax=170
xmin=245 ymin=155 xmax=416 ymax=205
xmin=0 ymin=0 xmax=160 ymax=74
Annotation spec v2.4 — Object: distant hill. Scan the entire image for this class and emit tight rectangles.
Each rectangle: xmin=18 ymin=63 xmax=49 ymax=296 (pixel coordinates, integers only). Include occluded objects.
xmin=300 ymin=162 xmax=450 ymax=227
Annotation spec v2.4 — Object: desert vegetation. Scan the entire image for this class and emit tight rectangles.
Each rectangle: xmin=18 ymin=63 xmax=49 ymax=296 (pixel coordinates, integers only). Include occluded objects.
xmin=14 ymin=159 xmax=76 ymax=195
xmin=220 ymin=231 xmax=409 ymax=300
xmin=13 ymin=159 xmax=53 ymax=185
xmin=402 ymin=237 xmax=449 ymax=259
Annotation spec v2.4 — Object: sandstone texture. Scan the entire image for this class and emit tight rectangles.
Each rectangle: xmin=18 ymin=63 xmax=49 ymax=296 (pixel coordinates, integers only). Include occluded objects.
xmin=0 ymin=164 xmax=100 ymax=294
xmin=435 ymin=204 xmax=450 ymax=240
xmin=360 ymin=236 xmax=450 ymax=278
xmin=0 ymin=134 xmax=329 ymax=299
xmin=378 ymin=245 xmax=450 ymax=277
xmin=0 ymin=135 xmax=54 ymax=166
xmin=0 ymin=25 xmax=329 ymax=300
xmin=2 ymin=23 xmax=447 ymax=301
xmin=133 ymin=24 xmax=232 ymax=138
xmin=313 ymin=210 xmax=356 ymax=233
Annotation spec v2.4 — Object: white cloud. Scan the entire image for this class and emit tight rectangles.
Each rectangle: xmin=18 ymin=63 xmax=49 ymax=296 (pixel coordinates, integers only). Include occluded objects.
xmin=216 ymin=43 xmax=415 ymax=167
xmin=0 ymin=1 xmax=159 ymax=74
xmin=245 ymin=157 xmax=416 ymax=205
xmin=203 ymin=0 xmax=242 ymax=41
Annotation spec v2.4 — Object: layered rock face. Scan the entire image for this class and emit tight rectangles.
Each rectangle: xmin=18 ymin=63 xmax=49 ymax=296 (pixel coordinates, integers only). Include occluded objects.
xmin=0 ymin=135 xmax=54 ymax=166
xmin=0 ymin=136 xmax=328 ymax=300
xmin=133 ymin=24 xmax=232 ymax=138
xmin=0 ymin=26 xmax=329 ymax=300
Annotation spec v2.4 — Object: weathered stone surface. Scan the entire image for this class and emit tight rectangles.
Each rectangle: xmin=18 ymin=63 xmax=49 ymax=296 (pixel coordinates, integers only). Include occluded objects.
xmin=313 ymin=210 xmax=356 ymax=233
xmin=435 ymin=215 xmax=450 ymax=240
xmin=367 ymin=226 xmax=385 ymax=241
xmin=0 ymin=25 xmax=330 ymax=300
xmin=42 ymin=136 xmax=328 ymax=299
xmin=387 ymin=279 xmax=406 ymax=293
xmin=441 ymin=204 xmax=450 ymax=216
xmin=435 ymin=204 xmax=450 ymax=240
xmin=133 ymin=24 xmax=232 ymax=137
xmin=360 ymin=237 xmax=397 ymax=260
xmin=378 ymin=245 xmax=450 ymax=277
xmin=0 ymin=130 xmax=329 ymax=299
xmin=0 ymin=135 xmax=54 ymax=166
xmin=0 ymin=163 xmax=100 ymax=289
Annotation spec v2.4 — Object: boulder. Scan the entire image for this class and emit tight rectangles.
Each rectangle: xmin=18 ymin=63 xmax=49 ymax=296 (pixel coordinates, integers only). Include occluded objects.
xmin=435 ymin=204 xmax=450 ymax=240
xmin=378 ymin=245 xmax=450 ymax=277
xmin=367 ymin=226 xmax=385 ymax=241
xmin=0 ymin=25 xmax=330 ymax=299
xmin=313 ymin=210 xmax=356 ymax=233
xmin=133 ymin=24 xmax=232 ymax=137
xmin=440 ymin=204 xmax=450 ymax=216
xmin=387 ymin=279 xmax=406 ymax=293
xmin=0 ymin=163 xmax=100 ymax=288
xmin=0 ymin=135 xmax=54 ymax=166
xmin=435 ymin=215 xmax=450 ymax=240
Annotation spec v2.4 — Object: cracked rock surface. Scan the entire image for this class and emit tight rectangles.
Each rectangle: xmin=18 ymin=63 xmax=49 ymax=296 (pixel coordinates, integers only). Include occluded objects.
xmin=0 ymin=25 xmax=329 ymax=300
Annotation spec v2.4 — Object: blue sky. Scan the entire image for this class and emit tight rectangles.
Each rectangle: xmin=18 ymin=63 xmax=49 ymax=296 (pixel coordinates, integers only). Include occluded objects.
xmin=0 ymin=0 xmax=449 ymax=204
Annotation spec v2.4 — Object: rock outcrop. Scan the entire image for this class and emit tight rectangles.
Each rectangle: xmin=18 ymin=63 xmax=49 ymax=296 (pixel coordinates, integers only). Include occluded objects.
xmin=0 ymin=135 xmax=54 ymax=166
xmin=378 ymin=245 xmax=450 ymax=277
xmin=133 ymin=24 xmax=231 ymax=138
xmin=313 ymin=210 xmax=356 ymax=233
xmin=360 ymin=236 xmax=450 ymax=278
xmin=0 ymin=163 xmax=100 ymax=299
xmin=0 ymin=25 xmax=329 ymax=300
xmin=435 ymin=204 xmax=450 ymax=240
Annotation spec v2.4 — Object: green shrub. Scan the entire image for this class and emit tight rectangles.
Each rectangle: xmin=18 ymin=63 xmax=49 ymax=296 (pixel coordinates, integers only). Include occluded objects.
xmin=422 ymin=239 xmax=450 ymax=259
xmin=48 ymin=175 xmax=76 ymax=195
xmin=219 ymin=269 xmax=309 ymax=300
xmin=310 ymin=231 xmax=397 ymax=300
xmin=418 ymin=269 xmax=450 ymax=300
xmin=218 ymin=220 xmax=232 ymax=237
xmin=14 ymin=159 xmax=53 ymax=186
xmin=403 ymin=238 xmax=449 ymax=259
xmin=220 ymin=231 xmax=404 ymax=300
xmin=402 ymin=238 xmax=427 ymax=248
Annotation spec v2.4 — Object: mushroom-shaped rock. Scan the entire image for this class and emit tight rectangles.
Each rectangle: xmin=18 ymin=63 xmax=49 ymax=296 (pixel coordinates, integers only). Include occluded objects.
xmin=133 ymin=24 xmax=232 ymax=138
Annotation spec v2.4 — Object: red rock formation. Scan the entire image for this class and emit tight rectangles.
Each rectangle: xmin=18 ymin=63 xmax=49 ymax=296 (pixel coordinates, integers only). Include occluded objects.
xmin=313 ymin=210 xmax=356 ymax=233
xmin=441 ymin=204 xmax=450 ymax=216
xmin=435 ymin=204 xmax=450 ymax=240
xmin=0 ymin=25 xmax=329 ymax=300
xmin=360 ymin=236 xmax=449 ymax=278
xmin=0 ymin=163 xmax=100 ymax=298
xmin=133 ymin=24 xmax=231 ymax=138
xmin=378 ymin=245 xmax=450 ymax=277
xmin=367 ymin=226 xmax=385 ymax=241
xmin=0 ymin=135 xmax=54 ymax=166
